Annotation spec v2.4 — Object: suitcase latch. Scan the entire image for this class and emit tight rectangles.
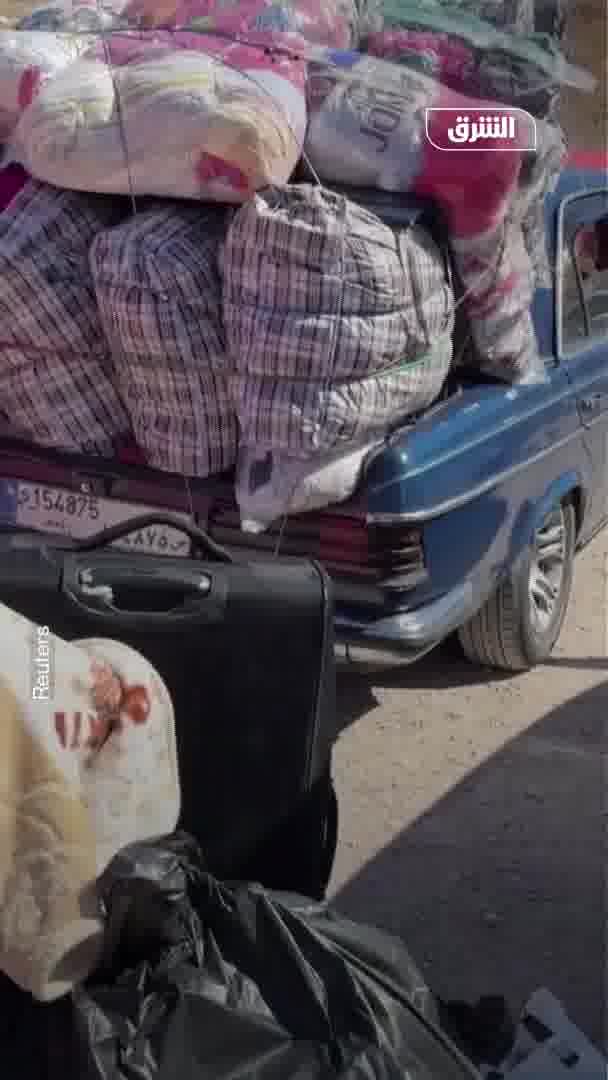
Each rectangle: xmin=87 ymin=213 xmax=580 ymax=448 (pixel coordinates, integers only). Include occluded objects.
xmin=78 ymin=568 xmax=115 ymax=605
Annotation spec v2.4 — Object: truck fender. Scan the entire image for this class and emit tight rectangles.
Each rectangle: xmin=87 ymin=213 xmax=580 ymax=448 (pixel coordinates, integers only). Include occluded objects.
xmin=505 ymin=471 xmax=587 ymax=575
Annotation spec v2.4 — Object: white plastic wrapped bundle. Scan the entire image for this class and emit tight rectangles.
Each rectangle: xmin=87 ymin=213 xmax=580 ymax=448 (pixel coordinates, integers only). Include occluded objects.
xmin=0 ymin=179 xmax=131 ymax=454
xmin=90 ymin=202 xmax=237 ymax=478
xmin=304 ymin=53 xmax=432 ymax=194
xmin=0 ymin=30 xmax=88 ymax=141
xmin=235 ymin=440 xmax=378 ymax=532
xmin=14 ymin=31 xmax=307 ymax=201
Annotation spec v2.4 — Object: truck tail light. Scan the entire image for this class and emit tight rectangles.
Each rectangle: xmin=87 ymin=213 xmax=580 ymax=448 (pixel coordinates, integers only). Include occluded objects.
xmin=208 ymin=501 xmax=426 ymax=589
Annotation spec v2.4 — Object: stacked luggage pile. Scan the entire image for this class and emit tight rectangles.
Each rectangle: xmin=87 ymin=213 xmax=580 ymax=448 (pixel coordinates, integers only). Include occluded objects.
xmin=0 ymin=0 xmax=594 ymax=529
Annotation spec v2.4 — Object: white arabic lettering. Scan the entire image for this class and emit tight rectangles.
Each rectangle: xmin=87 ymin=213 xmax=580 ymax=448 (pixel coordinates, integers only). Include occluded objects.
xmin=446 ymin=112 xmax=517 ymax=145
xmin=447 ymin=115 xmax=470 ymax=143
xmin=476 ymin=117 xmax=488 ymax=139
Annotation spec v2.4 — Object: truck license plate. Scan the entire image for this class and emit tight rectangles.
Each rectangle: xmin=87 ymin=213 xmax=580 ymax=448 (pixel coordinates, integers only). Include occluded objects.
xmin=15 ymin=482 xmax=191 ymax=557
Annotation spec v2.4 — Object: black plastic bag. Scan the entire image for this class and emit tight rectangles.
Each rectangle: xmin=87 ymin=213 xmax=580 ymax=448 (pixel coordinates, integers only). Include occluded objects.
xmin=69 ymin=833 xmax=480 ymax=1079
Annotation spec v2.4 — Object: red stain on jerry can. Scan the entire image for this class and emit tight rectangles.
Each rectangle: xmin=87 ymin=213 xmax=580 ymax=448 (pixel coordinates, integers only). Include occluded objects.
xmin=122 ymin=686 xmax=151 ymax=726
xmin=54 ymin=711 xmax=67 ymax=749
xmin=53 ymin=662 xmax=152 ymax=754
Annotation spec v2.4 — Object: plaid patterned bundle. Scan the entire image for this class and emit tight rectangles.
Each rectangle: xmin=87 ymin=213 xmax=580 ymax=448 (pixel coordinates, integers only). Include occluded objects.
xmin=0 ymin=179 xmax=131 ymax=455
xmin=90 ymin=203 xmax=237 ymax=478
xmin=231 ymin=337 xmax=453 ymax=452
xmin=222 ymin=184 xmax=454 ymax=454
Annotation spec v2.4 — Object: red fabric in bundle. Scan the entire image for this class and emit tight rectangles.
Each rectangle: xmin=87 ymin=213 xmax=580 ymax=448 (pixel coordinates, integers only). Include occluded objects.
xmin=413 ymin=88 xmax=523 ymax=237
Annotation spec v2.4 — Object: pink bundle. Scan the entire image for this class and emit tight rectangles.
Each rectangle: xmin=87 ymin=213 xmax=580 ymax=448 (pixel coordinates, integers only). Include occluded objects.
xmin=123 ymin=0 xmax=369 ymax=47
xmin=366 ymin=28 xmax=477 ymax=88
xmin=413 ymin=90 xmax=524 ymax=238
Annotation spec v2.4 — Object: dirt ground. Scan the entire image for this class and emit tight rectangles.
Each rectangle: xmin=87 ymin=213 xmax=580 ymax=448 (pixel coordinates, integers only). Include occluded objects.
xmin=331 ymin=529 xmax=607 ymax=1052
xmin=330 ymin=0 xmax=607 ymax=1052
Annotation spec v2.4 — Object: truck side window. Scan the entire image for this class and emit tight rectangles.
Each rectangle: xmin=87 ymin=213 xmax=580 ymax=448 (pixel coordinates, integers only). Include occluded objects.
xmin=561 ymin=203 xmax=608 ymax=353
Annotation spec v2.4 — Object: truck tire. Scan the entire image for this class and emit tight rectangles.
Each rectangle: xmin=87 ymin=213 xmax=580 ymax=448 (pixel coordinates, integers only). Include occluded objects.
xmin=458 ymin=500 xmax=576 ymax=672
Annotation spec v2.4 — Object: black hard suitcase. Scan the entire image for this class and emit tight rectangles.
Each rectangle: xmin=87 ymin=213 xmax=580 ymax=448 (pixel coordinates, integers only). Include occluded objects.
xmin=0 ymin=513 xmax=338 ymax=900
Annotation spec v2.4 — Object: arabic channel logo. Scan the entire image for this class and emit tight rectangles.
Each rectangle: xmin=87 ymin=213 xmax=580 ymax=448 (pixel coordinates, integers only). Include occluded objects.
xmin=424 ymin=107 xmax=537 ymax=152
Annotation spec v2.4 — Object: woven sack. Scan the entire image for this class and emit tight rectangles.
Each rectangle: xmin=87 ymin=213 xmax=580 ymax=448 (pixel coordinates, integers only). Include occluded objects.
xmin=230 ymin=334 xmax=452 ymax=454
xmin=222 ymin=184 xmax=454 ymax=453
xmin=0 ymin=179 xmax=131 ymax=455
xmin=91 ymin=202 xmax=237 ymax=478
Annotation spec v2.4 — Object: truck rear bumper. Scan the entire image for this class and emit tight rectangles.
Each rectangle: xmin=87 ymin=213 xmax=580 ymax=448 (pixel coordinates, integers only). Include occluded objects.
xmin=334 ymin=580 xmax=476 ymax=663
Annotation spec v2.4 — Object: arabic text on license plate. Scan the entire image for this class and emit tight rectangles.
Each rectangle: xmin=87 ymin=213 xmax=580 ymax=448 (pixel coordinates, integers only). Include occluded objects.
xmin=16 ymin=483 xmax=191 ymax=557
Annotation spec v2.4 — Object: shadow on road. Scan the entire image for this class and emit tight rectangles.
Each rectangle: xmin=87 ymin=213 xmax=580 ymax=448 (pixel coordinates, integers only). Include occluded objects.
xmin=334 ymin=674 xmax=607 ymax=1049
xmin=336 ymin=641 xmax=608 ymax=732
xmin=336 ymin=639 xmax=514 ymax=729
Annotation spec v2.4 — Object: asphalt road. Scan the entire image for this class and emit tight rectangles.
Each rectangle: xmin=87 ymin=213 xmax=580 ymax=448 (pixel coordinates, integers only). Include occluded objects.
xmin=330 ymin=528 xmax=607 ymax=1052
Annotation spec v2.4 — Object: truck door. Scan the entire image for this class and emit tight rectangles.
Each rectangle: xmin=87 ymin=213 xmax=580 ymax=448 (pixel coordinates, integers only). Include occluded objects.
xmin=558 ymin=189 xmax=608 ymax=534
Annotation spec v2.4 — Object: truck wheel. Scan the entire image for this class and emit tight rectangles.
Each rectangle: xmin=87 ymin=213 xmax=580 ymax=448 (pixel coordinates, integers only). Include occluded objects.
xmin=458 ymin=500 xmax=576 ymax=672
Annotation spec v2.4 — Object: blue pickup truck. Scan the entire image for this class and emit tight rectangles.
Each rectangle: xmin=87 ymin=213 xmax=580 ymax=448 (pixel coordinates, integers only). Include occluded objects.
xmin=326 ymin=150 xmax=608 ymax=670
xmin=328 ymin=150 xmax=608 ymax=670
xmin=0 ymin=151 xmax=606 ymax=672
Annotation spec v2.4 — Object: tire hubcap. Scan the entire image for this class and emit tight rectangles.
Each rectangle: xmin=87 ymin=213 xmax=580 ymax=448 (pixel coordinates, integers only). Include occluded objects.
xmin=529 ymin=506 xmax=567 ymax=634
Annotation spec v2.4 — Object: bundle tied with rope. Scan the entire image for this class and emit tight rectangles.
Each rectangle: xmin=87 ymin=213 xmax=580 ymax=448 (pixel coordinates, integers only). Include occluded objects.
xmin=10 ymin=27 xmax=310 ymax=202
xmin=0 ymin=176 xmax=133 ymax=455
xmin=90 ymin=199 xmax=237 ymax=479
xmin=221 ymin=182 xmax=455 ymax=529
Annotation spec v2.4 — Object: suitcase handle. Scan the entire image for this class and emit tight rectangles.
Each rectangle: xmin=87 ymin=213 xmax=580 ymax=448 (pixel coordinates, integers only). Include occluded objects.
xmin=71 ymin=512 xmax=234 ymax=563
xmin=59 ymin=513 xmax=232 ymax=630
xmin=60 ymin=551 xmax=228 ymax=631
